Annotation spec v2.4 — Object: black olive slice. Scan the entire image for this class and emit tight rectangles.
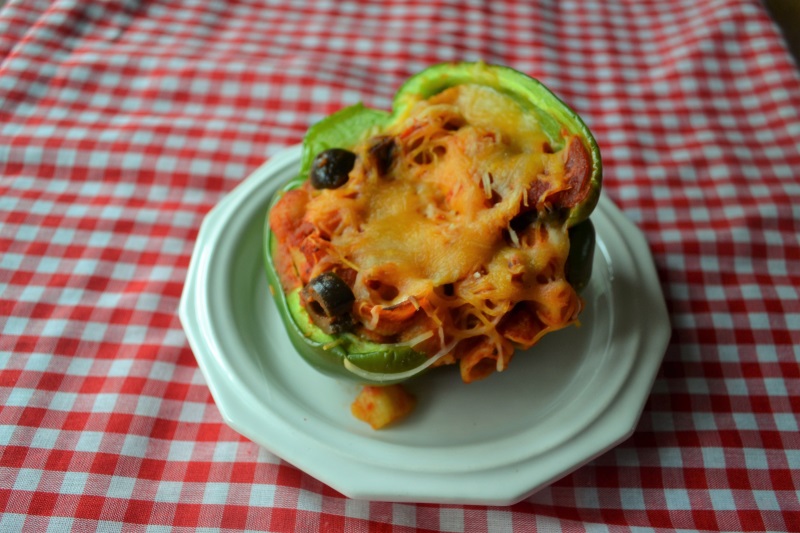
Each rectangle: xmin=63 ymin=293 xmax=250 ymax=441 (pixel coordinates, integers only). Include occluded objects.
xmin=310 ymin=149 xmax=356 ymax=189
xmin=368 ymin=136 xmax=395 ymax=178
xmin=302 ymin=272 xmax=356 ymax=334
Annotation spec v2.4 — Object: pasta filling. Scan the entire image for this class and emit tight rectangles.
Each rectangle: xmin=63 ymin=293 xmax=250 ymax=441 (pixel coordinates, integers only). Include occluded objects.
xmin=270 ymin=84 xmax=589 ymax=382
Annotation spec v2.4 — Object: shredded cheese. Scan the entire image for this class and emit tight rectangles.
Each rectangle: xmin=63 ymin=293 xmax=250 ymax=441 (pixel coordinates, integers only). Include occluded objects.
xmin=278 ymin=84 xmax=585 ymax=383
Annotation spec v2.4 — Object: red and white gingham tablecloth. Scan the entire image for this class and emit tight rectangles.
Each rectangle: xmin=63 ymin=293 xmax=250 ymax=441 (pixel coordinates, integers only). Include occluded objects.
xmin=1 ymin=0 xmax=799 ymax=530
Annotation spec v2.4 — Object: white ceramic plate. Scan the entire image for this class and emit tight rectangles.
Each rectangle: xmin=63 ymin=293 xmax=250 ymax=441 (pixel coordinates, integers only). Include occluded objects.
xmin=180 ymin=145 xmax=670 ymax=505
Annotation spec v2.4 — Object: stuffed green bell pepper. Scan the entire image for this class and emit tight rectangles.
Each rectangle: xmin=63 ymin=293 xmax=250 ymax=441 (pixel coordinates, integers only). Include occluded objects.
xmin=264 ymin=62 xmax=602 ymax=386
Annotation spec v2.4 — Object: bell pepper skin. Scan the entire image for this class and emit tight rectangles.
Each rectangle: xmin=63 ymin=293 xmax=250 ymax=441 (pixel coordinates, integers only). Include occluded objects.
xmin=264 ymin=62 xmax=602 ymax=385
xmin=566 ymin=219 xmax=596 ymax=293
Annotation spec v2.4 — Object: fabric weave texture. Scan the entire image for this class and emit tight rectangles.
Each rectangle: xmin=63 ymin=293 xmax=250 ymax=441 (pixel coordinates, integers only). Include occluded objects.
xmin=1 ymin=0 xmax=799 ymax=531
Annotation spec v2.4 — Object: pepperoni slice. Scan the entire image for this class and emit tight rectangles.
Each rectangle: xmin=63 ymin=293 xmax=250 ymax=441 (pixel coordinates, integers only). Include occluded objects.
xmin=521 ymin=136 xmax=592 ymax=213
xmin=549 ymin=136 xmax=591 ymax=209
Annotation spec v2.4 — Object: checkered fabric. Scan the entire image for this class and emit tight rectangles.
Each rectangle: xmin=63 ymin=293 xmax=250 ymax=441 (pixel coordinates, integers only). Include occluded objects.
xmin=2 ymin=0 xmax=799 ymax=530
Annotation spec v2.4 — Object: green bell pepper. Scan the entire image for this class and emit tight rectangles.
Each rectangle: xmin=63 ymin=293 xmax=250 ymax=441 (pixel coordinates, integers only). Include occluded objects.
xmin=264 ymin=62 xmax=602 ymax=385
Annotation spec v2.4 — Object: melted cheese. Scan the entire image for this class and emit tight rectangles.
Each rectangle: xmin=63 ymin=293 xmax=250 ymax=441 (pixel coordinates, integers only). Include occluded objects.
xmin=308 ymin=85 xmax=568 ymax=304
xmin=294 ymin=83 xmax=582 ymax=381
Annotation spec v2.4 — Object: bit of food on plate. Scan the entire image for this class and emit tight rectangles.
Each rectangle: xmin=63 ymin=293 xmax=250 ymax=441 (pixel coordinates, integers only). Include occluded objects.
xmin=263 ymin=62 xmax=602 ymax=428
xmin=351 ymin=385 xmax=416 ymax=430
